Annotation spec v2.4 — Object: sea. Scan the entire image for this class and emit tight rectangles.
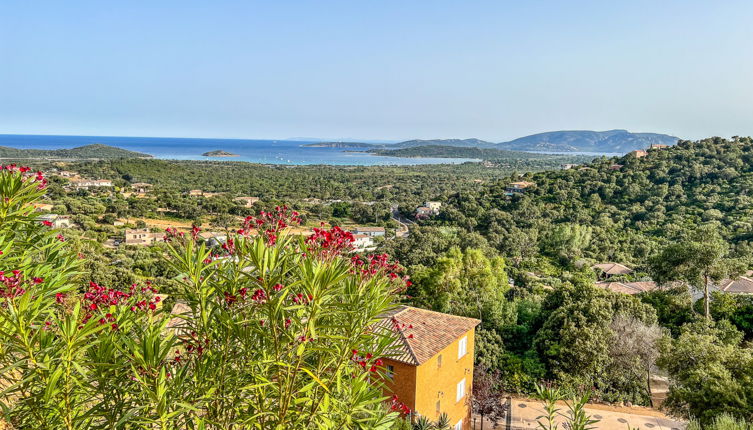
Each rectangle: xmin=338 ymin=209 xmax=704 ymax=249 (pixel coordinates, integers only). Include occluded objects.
xmin=0 ymin=134 xmax=479 ymax=166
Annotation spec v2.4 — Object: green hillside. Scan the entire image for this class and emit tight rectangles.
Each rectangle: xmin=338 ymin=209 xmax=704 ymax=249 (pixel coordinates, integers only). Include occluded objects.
xmin=440 ymin=136 xmax=753 ymax=264
xmin=0 ymin=143 xmax=152 ymax=159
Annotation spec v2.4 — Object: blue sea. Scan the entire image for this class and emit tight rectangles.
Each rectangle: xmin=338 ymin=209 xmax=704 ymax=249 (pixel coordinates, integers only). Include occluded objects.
xmin=0 ymin=134 xmax=479 ymax=166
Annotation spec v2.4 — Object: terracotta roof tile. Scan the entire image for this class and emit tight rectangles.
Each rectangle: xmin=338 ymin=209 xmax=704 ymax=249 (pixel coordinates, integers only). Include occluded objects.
xmin=595 ymin=281 xmax=657 ymax=295
xmin=379 ymin=306 xmax=480 ymax=366
xmin=592 ymin=263 xmax=633 ymax=276
xmin=719 ymin=277 xmax=753 ymax=294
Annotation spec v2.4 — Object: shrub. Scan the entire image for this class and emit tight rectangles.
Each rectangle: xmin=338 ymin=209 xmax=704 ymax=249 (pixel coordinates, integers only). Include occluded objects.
xmin=0 ymin=166 xmax=408 ymax=429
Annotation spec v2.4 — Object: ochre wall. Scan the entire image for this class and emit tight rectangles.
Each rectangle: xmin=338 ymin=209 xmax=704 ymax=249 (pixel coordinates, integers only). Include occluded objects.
xmin=381 ymin=357 xmax=418 ymax=408
xmin=382 ymin=328 xmax=476 ymax=429
xmin=414 ymin=328 xmax=475 ymax=429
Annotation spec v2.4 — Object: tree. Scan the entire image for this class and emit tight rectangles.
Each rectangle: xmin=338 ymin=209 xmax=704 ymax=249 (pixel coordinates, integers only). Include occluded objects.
xmin=608 ymin=314 xmax=663 ymax=406
xmin=540 ymin=223 xmax=592 ymax=264
xmin=411 ymin=247 xmax=511 ymax=329
xmin=650 ymin=225 xmax=746 ymax=320
xmin=210 ymin=212 xmax=235 ymax=232
xmin=471 ymin=364 xmax=506 ymax=429
xmin=658 ymin=321 xmax=753 ymax=425
xmin=534 ymin=280 xmax=658 ymax=401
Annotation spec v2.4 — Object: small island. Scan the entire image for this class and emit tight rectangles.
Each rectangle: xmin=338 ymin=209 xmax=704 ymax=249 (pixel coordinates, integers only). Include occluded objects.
xmin=202 ymin=150 xmax=239 ymax=157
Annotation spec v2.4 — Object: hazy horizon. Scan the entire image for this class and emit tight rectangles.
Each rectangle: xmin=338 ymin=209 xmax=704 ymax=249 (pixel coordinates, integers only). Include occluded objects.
xmin=2 ymin=1 xmax=752 ymax=141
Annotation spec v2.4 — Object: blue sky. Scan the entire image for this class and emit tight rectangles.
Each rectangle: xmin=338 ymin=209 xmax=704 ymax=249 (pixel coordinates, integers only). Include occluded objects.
xmin=1 ymin=0 xmax=752 ymax=141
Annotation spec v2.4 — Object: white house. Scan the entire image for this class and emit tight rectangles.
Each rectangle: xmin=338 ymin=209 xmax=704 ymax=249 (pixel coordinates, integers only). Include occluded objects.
xmin=352 ymin=226 xmax=385 ymax=237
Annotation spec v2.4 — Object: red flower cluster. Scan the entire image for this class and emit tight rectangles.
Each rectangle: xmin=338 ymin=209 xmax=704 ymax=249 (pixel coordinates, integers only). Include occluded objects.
xmin=350 ymin=253 xmax=410 ymax=292
xmin=389 ymin=395 xmax=411 ymax=416
xmin=80 ymin=282 xmax=159 ymax=328
xmin=351 ymin=349 xmax=384 ymax=373
xmin=221 ymin=237 xmax=235 ymax=255
xmin=163 ymin=227 xmax=185 ymax=242
xmin=0 ymin=270 xmax=26 ymax=298
xmin=305 ymin=225 xmax=354 ymax=258
xmin=1 ymin=165 xmax=47 ymax=189
xmin=174 ymin=332 xmax=210 ymax=365
xmin=289 ymin=292 xmax=313 ymax=305
xmin=237 ymin=205 xmax=301 ymax=246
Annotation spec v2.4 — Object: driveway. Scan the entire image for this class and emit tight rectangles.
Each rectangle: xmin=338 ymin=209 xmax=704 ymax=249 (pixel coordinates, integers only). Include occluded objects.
xmin=472 ymin=398 xmax=686 ymax=430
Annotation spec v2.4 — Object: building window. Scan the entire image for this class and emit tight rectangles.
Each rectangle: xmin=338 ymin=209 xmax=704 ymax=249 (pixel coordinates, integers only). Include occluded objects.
xmin=435 ymin=400 xmax=440 ymax=414
xmin=454 ymin=419 xmax=463 ymax=430
xmin=458 ymin=336 xmax=467 ymax=359
xmin=437 ymin=354 xmax=442 ymax=368
xmin=456 ymin=378 xmax=466 ymax=402
xmin=386 ymin=365 xmax=394 ymax=379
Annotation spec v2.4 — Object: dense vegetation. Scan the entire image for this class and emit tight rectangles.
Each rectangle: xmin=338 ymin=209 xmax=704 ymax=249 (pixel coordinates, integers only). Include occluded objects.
xmin=381 ymin=137 xmax=753 ymax=424
xmin=0 ymin=143 xmax=152 ymax=159
xmin=5 ymin=136 xmax=753 ymax=426
xmin=368 ymin=145 xmax=595 ymax=162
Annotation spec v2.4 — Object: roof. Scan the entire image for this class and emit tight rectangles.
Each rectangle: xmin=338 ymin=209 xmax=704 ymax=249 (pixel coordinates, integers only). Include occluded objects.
xmin=379 ymin=306 xmax=480 ymax=366
xmin=354 ymin=226 xmax=385 ymax=232
xmin=595 ymin=281 xmax=657 ymax=295
xmin=509 ymin=181 xmax=535 ymax=188
xmin=592 ymin=263 xmax=633 ymax=276
xmin=718 ymin=277 xmax=753 ymax=294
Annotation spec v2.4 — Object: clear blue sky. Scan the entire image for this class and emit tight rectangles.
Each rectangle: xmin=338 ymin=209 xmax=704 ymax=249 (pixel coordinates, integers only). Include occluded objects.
xmin=2 ymin=0 xmax=752 ymax=141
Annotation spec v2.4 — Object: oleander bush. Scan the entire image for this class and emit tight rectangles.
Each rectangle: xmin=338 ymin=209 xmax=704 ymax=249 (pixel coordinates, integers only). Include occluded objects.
xmin=0 ymin=165 xmax=408 ymax=429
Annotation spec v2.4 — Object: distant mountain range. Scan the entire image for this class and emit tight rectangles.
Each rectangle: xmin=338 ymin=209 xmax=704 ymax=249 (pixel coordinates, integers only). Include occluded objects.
xmin=0 ymin=144 xmax=152 ymax=159
xmin=303 ymin=130 xmax=679 ymax=153
xmin=495 ymin=130 xmax=679 ymax=153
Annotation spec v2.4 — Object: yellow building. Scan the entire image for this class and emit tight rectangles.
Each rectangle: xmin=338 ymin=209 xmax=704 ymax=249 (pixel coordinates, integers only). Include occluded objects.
xmin=380 ymin=306 xmax=480 ymax=430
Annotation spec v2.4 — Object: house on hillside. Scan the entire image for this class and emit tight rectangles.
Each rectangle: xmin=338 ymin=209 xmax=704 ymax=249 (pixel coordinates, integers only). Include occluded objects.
xmin=715 ymin=276 xmax=753 ymax=295
xmin=352 ymin=234 xmax=375 ymax=252
xmin=39 ymin=214 xmax=73 ymax=229
xmin=595 ymin=281 xmax=657 ymax=295
xmin=609 ymin=164 xmax=623 ymax=170
xmin=70 ymin=179 xmax=113 ymax=189
xmin=379 ymin=306 xmax=480 ymax=430
xmin=353 ymin=226 xmax=385 ymax=237
xmin=33 ymin=203 xmax=55 ymax=212
xmin=629 ymin=150 xmax=648 ymax=158
xmin=592 ymin=263 xmax=633 ymax=280
xmin=130 ymin=182 xmax=152 ymax=193
xmin=505 ymin=181 xmax=534 ymax=195
xmin=425 ymin=201 xmax=442 ymax=214
xmin=561 ymin=164 xmax=579 ymax=170
xmin=187 ymin=189 xmax=204 ymax=197
xmin=124 ymin=228 xmax=161 ymax=246
xmin=649 ymin=144 xmax=670 ymax=150
xmin=415 ymin=206 xmax=433 ymax=219
xmin=234 ymin=196 xmax=260 ymax=208
xmin=198 ymin=231 xmax=228 ymax=247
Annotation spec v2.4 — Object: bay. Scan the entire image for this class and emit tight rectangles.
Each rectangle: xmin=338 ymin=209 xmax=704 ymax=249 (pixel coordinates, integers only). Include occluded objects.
xmin=0 ymin=134 xmax=479 ymax=166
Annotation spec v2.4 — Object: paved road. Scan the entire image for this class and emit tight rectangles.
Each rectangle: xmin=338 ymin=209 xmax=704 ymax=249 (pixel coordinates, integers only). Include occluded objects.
xmin=391 ymin=209 xmax=412 ymax=238
xmin=472 ymin=398 xmax=686 ymax=430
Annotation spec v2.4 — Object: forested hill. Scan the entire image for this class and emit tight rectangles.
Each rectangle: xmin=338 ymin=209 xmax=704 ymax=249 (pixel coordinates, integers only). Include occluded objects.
xmin=496 ymin=129 xmax=678 ymax=152
xmin=440 ymin=137 xmax=753 ymax=265
xmin=0 ymin=144 xmax=152 ymax=159
xmin=368 ymin=145 xmax=594 ymax=162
